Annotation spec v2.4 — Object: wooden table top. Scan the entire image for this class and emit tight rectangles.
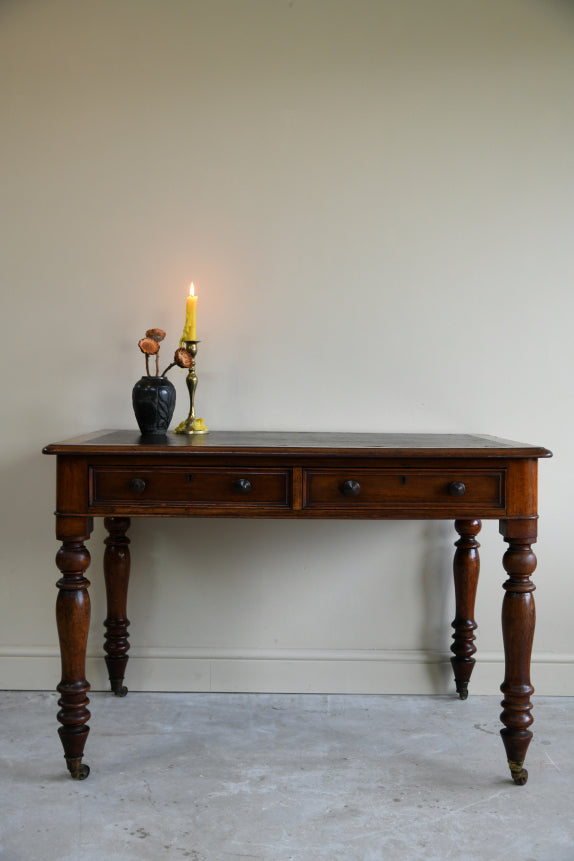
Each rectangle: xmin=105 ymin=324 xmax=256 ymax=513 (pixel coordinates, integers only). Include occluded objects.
xmin=44 ymin=430 xmax=552 ymax=459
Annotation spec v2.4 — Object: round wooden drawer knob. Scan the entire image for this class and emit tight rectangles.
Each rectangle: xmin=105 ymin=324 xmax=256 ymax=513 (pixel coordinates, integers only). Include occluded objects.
xmin=129 ymin=478 xmax=146 ymax=494
xmin=341 ymin=479 xmax=361 ymax=497
xmin=233 ymin=478 xmax=252 ymax=494
xmin=448 ymin=481 xmax=466 ymax=497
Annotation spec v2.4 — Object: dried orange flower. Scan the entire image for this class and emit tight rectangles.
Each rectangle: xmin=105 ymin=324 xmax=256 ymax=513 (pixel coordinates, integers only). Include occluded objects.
xmin=174 ymin=347 xmax=193 ymax=368
xmin=146 ymin=328 xmax=166 ymax=342
xmin=138 ymin=337 xmax=160 ymax=355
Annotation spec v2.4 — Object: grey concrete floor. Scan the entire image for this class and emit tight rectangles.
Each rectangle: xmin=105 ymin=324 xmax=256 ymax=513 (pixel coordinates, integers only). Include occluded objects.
xmin=1 ymin=692 xmax=573 ymax=861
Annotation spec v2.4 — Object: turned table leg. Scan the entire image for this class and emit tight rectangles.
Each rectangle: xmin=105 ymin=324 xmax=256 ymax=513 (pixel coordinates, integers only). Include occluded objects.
xmin=499 ymin=519 xmax=537 ymax=786
xmin=450 ymin=519 xmax=481 ymax=700
xmin=55 ymin=516 xmax=92 ymax=780
xmin=103 ymin=517 xmax=131 ymax=697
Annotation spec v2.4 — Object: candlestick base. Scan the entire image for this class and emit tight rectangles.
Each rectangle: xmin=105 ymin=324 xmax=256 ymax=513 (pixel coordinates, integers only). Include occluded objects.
xmin=174 ymin=417 xmax=209 ymax=435
xmin=173 ymin=340 xmax=209 ymax=435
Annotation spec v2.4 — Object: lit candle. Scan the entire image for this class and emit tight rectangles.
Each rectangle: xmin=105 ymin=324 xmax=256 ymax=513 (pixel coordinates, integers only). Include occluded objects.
xmin=183 ymin=282 xmax=198 ymax=341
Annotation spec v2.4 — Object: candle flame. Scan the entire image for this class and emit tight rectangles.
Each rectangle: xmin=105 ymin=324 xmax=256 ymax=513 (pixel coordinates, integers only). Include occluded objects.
xmin=189 ymin=282 xmax=195 ymax=297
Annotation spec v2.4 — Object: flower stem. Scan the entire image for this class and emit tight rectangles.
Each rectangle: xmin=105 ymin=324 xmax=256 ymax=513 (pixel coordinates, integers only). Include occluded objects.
xmin=155 ymin=353 xmax=159 ymax=376
xmin=160 ymin=362 xmax=176 ymax=377
xmin=145 ymin=354 xmax=150 ymax=376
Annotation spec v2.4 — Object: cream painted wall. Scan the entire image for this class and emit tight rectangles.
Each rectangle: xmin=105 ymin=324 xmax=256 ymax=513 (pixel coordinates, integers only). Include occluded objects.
xmin=1 ymin=0 xmax=572 ymax=695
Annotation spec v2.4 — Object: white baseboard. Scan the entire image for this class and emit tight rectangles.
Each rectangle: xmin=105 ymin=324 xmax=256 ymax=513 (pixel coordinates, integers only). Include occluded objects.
xmin=1 ymin=647 xmax=573 ymax=695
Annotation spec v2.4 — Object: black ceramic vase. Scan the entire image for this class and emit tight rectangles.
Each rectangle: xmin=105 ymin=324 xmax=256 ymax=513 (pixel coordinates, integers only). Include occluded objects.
xmin=132 ymin=376 xmax=176 ymax=435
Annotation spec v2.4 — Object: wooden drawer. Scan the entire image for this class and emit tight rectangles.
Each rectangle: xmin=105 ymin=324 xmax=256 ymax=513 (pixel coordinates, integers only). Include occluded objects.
xmin=90 ymin=467 xmax=291 ymax=509
xmin=303 ymin=469 xmax=505 ymax=510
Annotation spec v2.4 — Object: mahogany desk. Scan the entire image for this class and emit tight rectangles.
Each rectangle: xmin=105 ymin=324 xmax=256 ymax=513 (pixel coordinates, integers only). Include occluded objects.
xmin=43 ymin=431 xmax=551 ymax=784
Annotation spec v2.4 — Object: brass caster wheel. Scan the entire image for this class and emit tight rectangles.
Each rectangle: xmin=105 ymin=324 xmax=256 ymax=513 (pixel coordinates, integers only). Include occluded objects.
xmin=455 ymin=681 xmax=469 ymax=700
xmin=66 ymin=758 xmax=90 ymax=780
xmin=74 ymin=763 xmax=90 ymax=780
xmin=508 ymin=760 xmax=528 ymax=786
xmin=111 ymin=681 xmax=128 ymax=697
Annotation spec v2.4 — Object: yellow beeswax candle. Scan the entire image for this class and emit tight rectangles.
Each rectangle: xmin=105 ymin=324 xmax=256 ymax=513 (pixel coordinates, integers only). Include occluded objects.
xmin=183 ymin=282 xmax=197 ymax=341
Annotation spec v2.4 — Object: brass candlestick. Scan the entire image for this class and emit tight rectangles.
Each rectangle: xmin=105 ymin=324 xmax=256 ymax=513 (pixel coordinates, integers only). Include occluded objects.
xmin=173 ymin=340 xmax=209 ymax=435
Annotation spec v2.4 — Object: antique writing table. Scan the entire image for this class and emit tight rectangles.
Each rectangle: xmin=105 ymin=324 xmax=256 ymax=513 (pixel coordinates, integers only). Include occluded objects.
xmin=43 ymin=431 xmax=551 ymax=784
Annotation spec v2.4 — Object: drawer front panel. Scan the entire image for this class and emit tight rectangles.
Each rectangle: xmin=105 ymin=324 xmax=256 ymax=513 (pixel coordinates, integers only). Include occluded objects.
xmin=91 ymin=467 xmax=291 ymax=508
xmin=304 ymin=469 xmax=504 ymax=509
